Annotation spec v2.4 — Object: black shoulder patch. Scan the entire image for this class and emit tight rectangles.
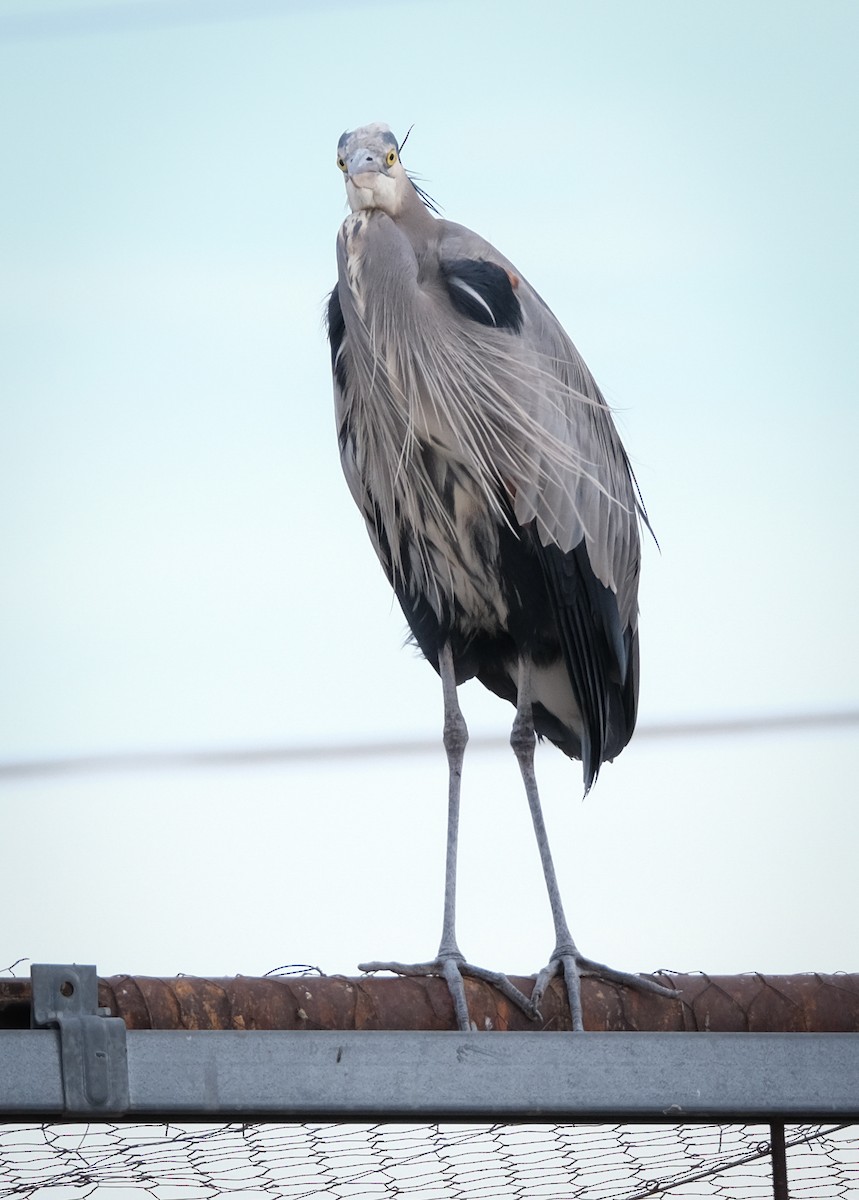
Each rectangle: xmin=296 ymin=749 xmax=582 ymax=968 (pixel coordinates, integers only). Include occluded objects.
xmin=439 ymin=259 xmax=523 ymax=333
xmin=326 ymin=285 xmax=348 ymax=391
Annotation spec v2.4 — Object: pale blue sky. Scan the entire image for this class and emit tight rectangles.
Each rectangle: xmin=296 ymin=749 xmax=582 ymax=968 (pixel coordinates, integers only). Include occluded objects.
xmin=1 ymin=0 xmax=857 ymax=984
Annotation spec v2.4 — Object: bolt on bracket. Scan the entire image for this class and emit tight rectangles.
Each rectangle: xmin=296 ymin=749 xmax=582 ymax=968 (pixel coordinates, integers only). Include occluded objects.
xmin=31 ymin=964 xmax=129 ymax=1116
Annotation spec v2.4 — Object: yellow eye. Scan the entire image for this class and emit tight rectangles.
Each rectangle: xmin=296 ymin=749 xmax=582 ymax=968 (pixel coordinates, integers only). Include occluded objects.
xmin=386 ymin=149 xmax=397 ymax=167
xmin=337 ymin=156 xmax=347 ymax=172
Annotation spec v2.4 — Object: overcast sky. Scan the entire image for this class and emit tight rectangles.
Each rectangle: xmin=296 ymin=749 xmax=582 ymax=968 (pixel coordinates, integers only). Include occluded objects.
xmin=2 ymin=0 xmax=857 ymax=992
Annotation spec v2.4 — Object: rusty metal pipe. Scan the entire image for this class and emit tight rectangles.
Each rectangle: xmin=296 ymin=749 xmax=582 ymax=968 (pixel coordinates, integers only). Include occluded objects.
xmin=3 ymin=971 xmax=858 ymax=1032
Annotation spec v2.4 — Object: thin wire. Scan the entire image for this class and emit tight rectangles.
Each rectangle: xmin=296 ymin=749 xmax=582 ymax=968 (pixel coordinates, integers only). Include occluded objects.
xmin=0 ymin=708 xmax=856 ymax=781
xmin=620 ymin=1123 xmax=852 ymax=1200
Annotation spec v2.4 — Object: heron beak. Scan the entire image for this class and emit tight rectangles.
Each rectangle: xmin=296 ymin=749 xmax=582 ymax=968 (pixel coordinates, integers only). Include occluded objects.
xmin=347 ymin=150 xmax=383 ymax=185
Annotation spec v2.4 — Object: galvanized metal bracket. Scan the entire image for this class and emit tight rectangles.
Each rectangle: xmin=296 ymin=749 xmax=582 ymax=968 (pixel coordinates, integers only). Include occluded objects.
xmin=30 ymin=964 xmax=129 ymax=1116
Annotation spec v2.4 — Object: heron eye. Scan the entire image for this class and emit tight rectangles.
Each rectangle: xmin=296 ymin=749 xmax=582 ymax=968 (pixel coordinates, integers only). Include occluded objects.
xmin=337 ymin=156 xmax=347 ymax=172
xmin=386 ymin=149 xmax=397 ymax=167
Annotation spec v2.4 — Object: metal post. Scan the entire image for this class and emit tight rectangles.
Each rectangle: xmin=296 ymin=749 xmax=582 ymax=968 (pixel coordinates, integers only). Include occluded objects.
xmin=770 ymin=1122 xmax=789 ymax=1200
xmin=30 ymin=964 xmax=129 ymax=1116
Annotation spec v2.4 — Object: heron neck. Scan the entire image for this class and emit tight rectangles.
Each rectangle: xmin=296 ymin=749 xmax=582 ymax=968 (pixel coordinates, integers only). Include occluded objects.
xmin=395 ymin=185 xmax=438 ymax=244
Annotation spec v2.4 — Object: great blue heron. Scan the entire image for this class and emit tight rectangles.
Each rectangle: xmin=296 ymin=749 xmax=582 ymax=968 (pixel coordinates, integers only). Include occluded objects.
xmin=327 ymin=122 xmax=674 ymax=1030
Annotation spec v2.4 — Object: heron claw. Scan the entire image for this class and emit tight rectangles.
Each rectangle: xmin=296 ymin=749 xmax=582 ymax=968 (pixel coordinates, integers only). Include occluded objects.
xmin=531 ymin=957 xmax=562 ymax=1014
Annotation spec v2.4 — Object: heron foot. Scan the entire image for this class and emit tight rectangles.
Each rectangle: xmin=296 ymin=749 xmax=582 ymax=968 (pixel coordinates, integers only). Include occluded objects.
xmin=358 ymin=956 xmax=540 ymax=1031
xmin=532 ymin=949 xmax=680 ymax=1031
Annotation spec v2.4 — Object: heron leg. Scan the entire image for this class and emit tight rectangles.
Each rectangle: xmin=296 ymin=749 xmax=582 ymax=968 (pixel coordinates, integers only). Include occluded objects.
xmin=432 ymin=638 xmax=471 ymax=1028
xmin=437 ymin=639 xmax=467 ymax=961
xmin=511 ymin=656 xmax=678 ymax=1031
xmin=359 ymin=641 xmax=538 ymax=1030
xmin=510 ymin=655 xmax=586 ymax=1029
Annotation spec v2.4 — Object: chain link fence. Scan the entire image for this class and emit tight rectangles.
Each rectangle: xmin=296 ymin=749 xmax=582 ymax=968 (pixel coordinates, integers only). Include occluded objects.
xmin=0 ymin=1120 xmax=856 ymax=1198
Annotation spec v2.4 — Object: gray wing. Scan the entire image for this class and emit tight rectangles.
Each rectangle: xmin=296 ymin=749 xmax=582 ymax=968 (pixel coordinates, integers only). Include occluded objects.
xmin=434 ymin=221 xmax=644 ymax=782
xmin=436 ymin=219 xmax=643 ymax=632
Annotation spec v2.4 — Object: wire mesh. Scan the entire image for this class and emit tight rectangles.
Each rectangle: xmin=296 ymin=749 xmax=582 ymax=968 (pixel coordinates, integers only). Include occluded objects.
xmin=0 ymin=1122 xmax=856 ymax=1199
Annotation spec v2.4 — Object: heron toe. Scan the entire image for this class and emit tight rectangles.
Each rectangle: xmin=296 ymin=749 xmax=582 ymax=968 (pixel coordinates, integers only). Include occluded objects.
xmin=358 ymin=956 xmax=539 ymax=1031
xmin=532 ymin=951 xmax=680 ymax=1032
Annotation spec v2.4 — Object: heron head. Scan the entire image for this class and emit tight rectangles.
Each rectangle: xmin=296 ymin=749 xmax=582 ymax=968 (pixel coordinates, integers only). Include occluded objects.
xmin=336 ymin=123 xmax=411 ymax=217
